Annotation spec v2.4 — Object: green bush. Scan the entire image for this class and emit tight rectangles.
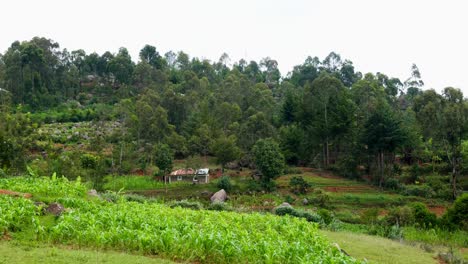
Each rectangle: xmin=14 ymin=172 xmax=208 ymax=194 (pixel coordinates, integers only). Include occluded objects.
xmin=317 ymin=209 xmax=334 ymax=225
xmin=289 ymin=176 xmax=311 ymax=194
xmin=170 ymin=200 xmax=203 ymax=210
xmin=124 ymin=194 xmax=150 ymax=203
xmin=311 ymin=189 xmax=331 ymax=207
xmin=274 ymin=206 xmax=324 ymax=224
xmin=284 ymin=195 xmax=295 ymax=204
xmin=301 ymin=211 xmax=323 ymax=224
xmin=274 ymin=206 xmax=299 ymax=217
xmin=402 ymin=184 xmax=435 ymax=198
xmin=360 ymin=208 xmax=380 ymax=224
xmin=207 ymin=201 xmax=232 ymax=211
xmin=410 ymin=202 xmax=437 ymax=228
xmin=383 ymin=178 xmax=402 ymax=190
xmin=283 ymin=167 xmax=303 ymax=174
xmin=441 ymin=193 xmax=468 ymax=231
xmin=385 ymin=206 xmax=414 ymax=226
xmin=217 ymin=176 xmax=232 ymax=192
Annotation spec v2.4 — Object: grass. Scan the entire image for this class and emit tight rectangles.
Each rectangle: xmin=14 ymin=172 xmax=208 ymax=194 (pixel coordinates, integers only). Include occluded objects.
xmin=0 ymin=241 xmax=176 ymax=264
xmin=403 ymin=226 xmax=468 ymax=248
xmin=321 ymin=230 xmax=438 ymax=264
xmin=103 ymin=175 xmax=190 ymax=191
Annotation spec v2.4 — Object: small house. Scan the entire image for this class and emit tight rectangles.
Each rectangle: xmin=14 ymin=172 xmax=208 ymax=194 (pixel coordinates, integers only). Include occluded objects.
xmin=166 ymin=168 xmax=210 ymax=184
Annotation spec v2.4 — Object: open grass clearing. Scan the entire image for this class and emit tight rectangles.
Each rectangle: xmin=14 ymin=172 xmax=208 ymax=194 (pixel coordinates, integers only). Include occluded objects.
xmin=321 ymin=230 xmax=438 ymax=264
xmin=0 ymin=241 xmax=177 ymax=264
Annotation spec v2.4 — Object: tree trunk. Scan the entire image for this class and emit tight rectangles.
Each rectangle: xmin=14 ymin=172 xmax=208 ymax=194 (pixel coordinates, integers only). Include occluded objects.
xmin=379 ymin=151 xmax=384 ymax=188
xmin=451 ymin=156 xmax=458 ymax=199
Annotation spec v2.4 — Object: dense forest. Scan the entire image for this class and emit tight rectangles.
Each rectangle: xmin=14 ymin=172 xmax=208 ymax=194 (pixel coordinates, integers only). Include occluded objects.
xmin=0 ymin=36 xmax=467 ymax=199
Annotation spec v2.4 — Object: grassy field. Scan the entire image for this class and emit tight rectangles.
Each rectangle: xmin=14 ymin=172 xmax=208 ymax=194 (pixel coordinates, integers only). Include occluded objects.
xmin=321 ymin=230 xmax=438 ymax=264
xmin=0 ymin=242 xmax=176 ymax=264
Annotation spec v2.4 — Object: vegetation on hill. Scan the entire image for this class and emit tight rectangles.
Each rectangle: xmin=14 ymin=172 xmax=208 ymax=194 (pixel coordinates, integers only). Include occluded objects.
xmin=0 ymin=37 xmax=467 ymax=263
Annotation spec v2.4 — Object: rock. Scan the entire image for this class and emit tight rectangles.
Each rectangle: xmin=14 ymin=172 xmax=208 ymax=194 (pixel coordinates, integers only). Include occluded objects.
xmin=46 ymin=202 xmax=65 ymax=216
xmin=87 ymin=189 xmax=99 ymax=197
xmin=302 ymin=198 xmax=309 ymax=205
xmin=210 ymin=189 xmax=227 ymax=203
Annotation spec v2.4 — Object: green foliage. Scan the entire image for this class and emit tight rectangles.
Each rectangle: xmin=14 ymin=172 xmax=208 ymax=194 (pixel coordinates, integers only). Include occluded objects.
xmin=289 ymin=176 xmax=311 ymax=194
xmin=252 ymin=138 xmax=285 ymax=190
xmin=317 ymin=208 xmax=334 ymax=225
xmin=402 ymin=184 xmax=435 ymax=198
xmin=385 ymin=206 xmax=415 ymax=226
xmin=207 ymin=201 xmax=233 ymax=211
xmin=0 ymin=175 xmax=354 ymax=263
xmin=410 ymin=202 xmax=437 ymax=228
xmin=217 ymin=175 xmax=232 ymax=192
xmin=441 ymin=193 xmax=468 ymax=231
xmin=0 ymin=175 xmax=87 ymax=198
xmin=360 ymin=208 xmax=380 ymax=224
xmin=310 ymin=189 xmax=331 ymax=207
xmin=103 ymin=175 xmax=188 ymax=191
xmin=0 ymin=196 xmax=39 ymax=233
xmin=170 ymin=200 xmax=203 ymax=210
xmin=80 ymin=154 xmax=99 ymax=170
xmin=274 ymin=206 xmax=324 ymax=225
xmin=211 ymin=135 xmax=240 ymax=171
xmin=154 ymin=144 xmax=173 ymax=176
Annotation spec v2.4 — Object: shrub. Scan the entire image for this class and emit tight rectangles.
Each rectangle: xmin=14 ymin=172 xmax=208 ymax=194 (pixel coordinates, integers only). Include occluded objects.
xmin=301 ymin=211 xmax=323 ymax=224
xmin=246 ymin=179 xmax=262 ymax=192
xmin=207 ymin=201 xmax=232 ymax=211
xmin=311 ymin=189 xmax=331 ymax=207
xmin=385 ymin=206 xmax=414 ymax=226
xmin=383 ymin=178 xmax=402 ymax=190
xmin=289 ymin=176 xmax=311 ymax=194
xmin=410 ymin=202 xmax=437 ymax=228
xmin=274 ymin=206 xmax=299 ymax=217
xmin=217 ymin=176 xmax=232 ymax=192
xmin=170 ymin=200 xmax=203 ymax=210
xmin=260 ymin=179 xmax=277 ymax=192
xmin=317 ymin=209 xmax=334 ymax=225
xmin=124 ymin=194 xmax=150 ymax=203
xmin=284 ymin=195 xmax=295 ymax=204
xmin=402 ymin=184 xmax=435 ymax=198
xmin=360 ymin=208 xmax=380 ymax=224
xmin=100 ymin=191 xmax=122 ymax=203
xmin=441 ymin=193 xmax=468 ymax=231
xmin=274 ymin=206 xmax=324 ymax=224
xmin=283 ymin=167 xmax=303 ymax=174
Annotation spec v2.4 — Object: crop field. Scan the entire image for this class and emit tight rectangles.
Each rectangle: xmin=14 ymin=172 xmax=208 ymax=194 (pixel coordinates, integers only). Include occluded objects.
xmin=0 ymin=176 xmax=359 ymax=264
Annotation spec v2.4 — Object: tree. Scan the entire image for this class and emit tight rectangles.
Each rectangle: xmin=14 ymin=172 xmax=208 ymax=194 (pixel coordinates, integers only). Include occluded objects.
xmin=154 ymin=143 xmax=174 ymax=176
xmin=289 ymin=176 xmax=311 ymax=194
xmin=108 ymin=47 xmax=134 ymax=85
xmin=252 ymin=138 xmax=285 ymax=190
xmin=211 ymin=135 xmax=240 ymax=172
xmin=362 ymin=105 xmax=406 ymax=187
xmin=303 ymin=73 xmax=354 ymax=168
xmin=139 ymin=44 xmax=165 ymax=69
xmin=439 ymin=87 xmax=468 ymax=198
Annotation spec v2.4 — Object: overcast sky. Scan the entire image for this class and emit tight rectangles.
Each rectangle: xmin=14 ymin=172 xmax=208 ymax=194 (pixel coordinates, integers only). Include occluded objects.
xmin=1 ymin=0 xmax=467 ymax=94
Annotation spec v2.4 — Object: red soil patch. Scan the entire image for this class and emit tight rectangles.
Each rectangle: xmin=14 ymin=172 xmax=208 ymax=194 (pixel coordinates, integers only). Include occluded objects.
xmin=0 ymin=189 xmax=32 ymax=198
xmin=323 ymin=186 xmax=375 ymax=193
xmin=428 ymin=206 xmax=446 ymax=217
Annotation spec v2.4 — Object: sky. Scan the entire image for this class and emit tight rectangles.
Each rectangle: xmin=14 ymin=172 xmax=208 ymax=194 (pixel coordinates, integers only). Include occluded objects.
xmin=1 ymin=0 xmax=467 ymax=94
